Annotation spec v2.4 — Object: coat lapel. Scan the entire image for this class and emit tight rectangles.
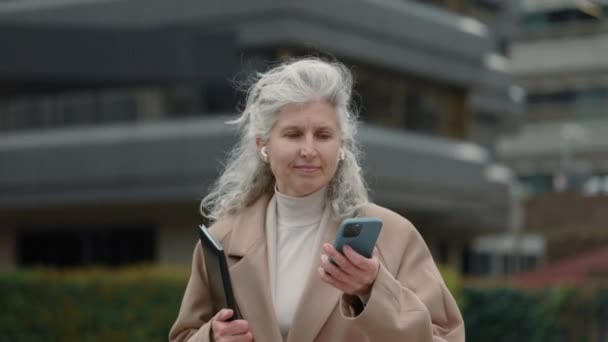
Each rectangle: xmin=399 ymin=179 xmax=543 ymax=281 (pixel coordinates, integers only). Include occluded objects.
xmin=226 ymin=194 xmax=283 ymax=342
xmin=286 ymin=211 xmax=342 ymax=342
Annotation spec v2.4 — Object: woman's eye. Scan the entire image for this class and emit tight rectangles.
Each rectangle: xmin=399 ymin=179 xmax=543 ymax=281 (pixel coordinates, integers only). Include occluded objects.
xmin=317 ymin=132 xmax=332 ymax=140
xmin=284 ymin=131 xmax=301 ymax=138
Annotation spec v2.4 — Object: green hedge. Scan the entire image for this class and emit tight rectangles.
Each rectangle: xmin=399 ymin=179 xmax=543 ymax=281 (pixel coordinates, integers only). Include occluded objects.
xmin=462 ymin=287 xmax=608 ymax=342
xmin=0 ymin=266 xmax=189 ymax=342
xmin=1 ymin=267 xmax=607 ymax=341
xmin=438 ymin=265 xmax=463 ymax=306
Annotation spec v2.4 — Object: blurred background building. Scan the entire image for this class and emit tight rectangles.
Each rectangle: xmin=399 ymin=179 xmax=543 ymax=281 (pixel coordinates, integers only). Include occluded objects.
xmin=498 ymin=0 xmax=608 ymax=269
xmin=500 ymin=0 xmax=608 ymax=196
xmin=0 ymin=0 xmax=523 ymax=275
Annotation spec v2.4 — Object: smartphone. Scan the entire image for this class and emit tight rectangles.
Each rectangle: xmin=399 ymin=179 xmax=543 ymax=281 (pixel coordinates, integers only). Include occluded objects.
xmin=332 ymin=217 xmax=383 ymax=259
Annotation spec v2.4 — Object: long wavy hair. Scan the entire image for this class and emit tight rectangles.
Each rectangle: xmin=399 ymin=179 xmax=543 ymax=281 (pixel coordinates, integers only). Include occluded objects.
xmin=201 ymin=57 xmax=368 ymax=221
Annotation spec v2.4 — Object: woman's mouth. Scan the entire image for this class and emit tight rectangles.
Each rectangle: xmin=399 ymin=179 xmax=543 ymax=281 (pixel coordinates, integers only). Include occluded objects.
xmin=295 ymin=165 xmax=321 ymax=173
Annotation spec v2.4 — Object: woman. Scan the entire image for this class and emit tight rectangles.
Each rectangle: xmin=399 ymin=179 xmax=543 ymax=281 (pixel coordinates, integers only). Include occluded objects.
xmin=170 ymin=58 xmax=464 ymax=342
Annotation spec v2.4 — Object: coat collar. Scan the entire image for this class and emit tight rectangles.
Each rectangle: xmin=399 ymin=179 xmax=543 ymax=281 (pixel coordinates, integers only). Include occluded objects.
xmin=226 ymin=192 xmax=271 ymax=258
xmin=225 ymin=192 xmax=283 ymax=342
xmin=225 ymin=192 xmax=345 ymax=342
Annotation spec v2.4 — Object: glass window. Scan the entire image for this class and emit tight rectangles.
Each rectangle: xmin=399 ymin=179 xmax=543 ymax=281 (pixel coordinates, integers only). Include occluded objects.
xmin=354 ymin=69 xmax=395 ymax=126
xmin=163 ymin=84 xmax=203 ymax=117
xmin=522 ymin=6 xmax=605 ymax=33
xmin=527 ymin=90 xmax=577 ymax=104
xmin=98 ymin=88 xmax=138 ymax=122
xmin=403 ymin=93 xmax=441 ymax=134
xmin=0 ymin=80 xmax=241 ymax=131
xmin=527 ymin=87 xmax=608 ymax=121
xmin=201 ymin=82 xmax=240 ymax=113
xmin=472 ymin=252 xmax=492 ymax=276
xmin=17 ymin=226 xmax=156 ymax=267
xmin=519 ymin=174 xmax=554 ymax=194
xmin=135 ymin=87 xmax=166 ymax=120
xmin=353 ymin=65 xmax=469 ymax=139
xmin=273 ymin=47 xmax=471 ymax=140
xmin=473 ymin=0 xmax=501 ymax=12
xmin=461 ymin=244 xmax=472 ymax=275
xmin=502 ymin=254 xmax=513 ymax=275
xmin=522 ymin=13 xmax=551 ymax=32
xmin=521 ymin=255 xmax=538 ymax=272
xmin=412 ymin=0 xmax=501 ymax=23
xmin=437 ymin=240 xmax=449 ymax=265
xmin=546 ymin=8 xmax=599 ymax=24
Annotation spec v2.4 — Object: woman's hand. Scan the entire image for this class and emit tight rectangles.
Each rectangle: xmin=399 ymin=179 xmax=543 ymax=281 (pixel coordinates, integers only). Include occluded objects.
xmin=318 ymin=243 xmax=380 ymax=297
xmin=211 ymin=309 xmax=254 ymax=342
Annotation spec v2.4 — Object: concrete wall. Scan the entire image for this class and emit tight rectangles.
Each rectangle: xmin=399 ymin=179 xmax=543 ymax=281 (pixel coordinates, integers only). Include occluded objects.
xmin=0 ymin=117 xmax=513 ymax=232
xmin=512 ymin=33 xmax=608 ymax=76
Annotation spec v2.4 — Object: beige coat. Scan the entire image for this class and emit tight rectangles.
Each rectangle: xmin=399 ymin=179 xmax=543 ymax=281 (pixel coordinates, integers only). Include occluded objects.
xmin=170 ymin=194 xmax=465 ymax=341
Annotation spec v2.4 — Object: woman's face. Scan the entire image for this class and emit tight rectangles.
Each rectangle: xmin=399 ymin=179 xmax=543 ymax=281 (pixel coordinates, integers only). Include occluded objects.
xmin=258 ymin=100 xmax=342 ymax=197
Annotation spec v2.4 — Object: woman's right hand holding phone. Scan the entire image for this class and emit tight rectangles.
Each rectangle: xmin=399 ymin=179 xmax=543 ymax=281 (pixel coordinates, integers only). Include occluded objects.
xmin=211 ymin=309 xmax=254 ymax=342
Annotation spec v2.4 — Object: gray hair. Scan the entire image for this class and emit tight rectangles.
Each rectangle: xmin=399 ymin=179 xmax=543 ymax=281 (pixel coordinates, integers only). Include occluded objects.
xmin=201 ymin=57 xmax=368 ymax=221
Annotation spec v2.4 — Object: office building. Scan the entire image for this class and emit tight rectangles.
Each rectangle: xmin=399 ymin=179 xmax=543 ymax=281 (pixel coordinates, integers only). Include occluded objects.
xmin=0 ymin=0 xmax=522 ymax=274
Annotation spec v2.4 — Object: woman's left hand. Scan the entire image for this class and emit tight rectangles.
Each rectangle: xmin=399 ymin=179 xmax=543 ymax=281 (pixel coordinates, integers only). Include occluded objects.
xmin=318 ymin=243 xmax=380 ymax=297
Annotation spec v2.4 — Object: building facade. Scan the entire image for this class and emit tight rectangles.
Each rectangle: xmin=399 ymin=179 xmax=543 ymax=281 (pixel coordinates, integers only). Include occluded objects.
xmin=0 ymin=0 xmax=522 ymax=274
xmin=500 ymin=0 xmax=608 ymax=195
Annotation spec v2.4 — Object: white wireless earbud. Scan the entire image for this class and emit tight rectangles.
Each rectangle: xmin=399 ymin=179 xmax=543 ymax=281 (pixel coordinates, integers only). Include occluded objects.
xmin=339 ymin=149 xmax=345 ymax=161
xmin=261 ymin=146 xmax=269 ymax=162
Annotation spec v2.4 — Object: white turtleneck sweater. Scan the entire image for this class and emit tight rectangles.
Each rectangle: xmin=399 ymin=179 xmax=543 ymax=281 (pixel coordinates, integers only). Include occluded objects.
xmin=266 ymin=186 xmax=328 ymax=340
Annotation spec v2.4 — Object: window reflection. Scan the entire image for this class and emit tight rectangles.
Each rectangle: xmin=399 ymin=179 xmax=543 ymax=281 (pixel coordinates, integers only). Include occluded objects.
xmin=526 ymin=87 xmax=608 ymax=122
xmin=412 ymin=0 xmax=502 ymax=24
xmin=353 ymin=64 xmax=469 ymax=139
xmin=1 ymin=47 xmax=471 ymax=142
xmin=0 ymin=82 xmax=240 ymax=131
xmin=522 ymin=5 xmax=607 ymax=37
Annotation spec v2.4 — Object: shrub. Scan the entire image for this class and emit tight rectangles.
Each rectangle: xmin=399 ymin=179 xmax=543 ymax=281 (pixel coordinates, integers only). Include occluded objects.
xmin=462 ymin=286 xmax=608 ymax=342
xmin=2 ymin=266 xmax=606 ymax=342
xmin=0 ymin=265 xmax=189 ymax=342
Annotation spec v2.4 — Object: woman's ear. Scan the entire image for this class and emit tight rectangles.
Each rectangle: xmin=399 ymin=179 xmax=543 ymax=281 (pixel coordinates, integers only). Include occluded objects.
xmin=255 ymin=136 xmax=265 ymax=150
xmin=260 ymin=147 xmax=269 ymax=162
xmin=256 ymin=137 xmax=269 ymax=162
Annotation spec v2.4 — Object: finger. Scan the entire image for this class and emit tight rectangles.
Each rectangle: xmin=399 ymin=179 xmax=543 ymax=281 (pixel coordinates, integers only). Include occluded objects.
xmin=344 ymin=246 xmax=380 ymax=288
xmin=238 ymin=331 xmax=254 ymax=342
xmin=220 ymin=332 xmax=253 ymax=342
xmin=318 ymin=267 xmax=356 ymax=294
xmin=213 ymin=321 xmax=250 ymax=339
xmin=222 ymin=320 xmax=251 ymax=336
xmin=343 ymin=245 xmax=375 ymax=271
xmin=322 ymin=243 xmax=357 ymax=275
xmin=320 ymin=254 xmax=351 ymax=283
xmin=214 ymin=309 xmax=234 ymax=322
xmin=372 ymin=247 xmax=380 ymax=258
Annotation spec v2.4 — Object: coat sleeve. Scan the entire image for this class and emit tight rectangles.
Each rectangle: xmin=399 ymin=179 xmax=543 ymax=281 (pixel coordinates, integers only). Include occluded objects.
xmin=339 ymin=219 xmax=465 ymax=341
xmin=169 ymin=241 xmax=215 ymax=342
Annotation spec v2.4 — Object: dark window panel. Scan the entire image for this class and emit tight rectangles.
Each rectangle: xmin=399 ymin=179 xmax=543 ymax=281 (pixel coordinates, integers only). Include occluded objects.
xmin=16 ymin=226 xmax=156 ymax=267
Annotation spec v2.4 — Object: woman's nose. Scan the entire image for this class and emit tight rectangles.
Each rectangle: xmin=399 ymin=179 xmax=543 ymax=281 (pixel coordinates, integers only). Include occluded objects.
xmin=300 ymin=147 xmax=316 ymax=158
xmin=299 ymin=137 xmax=317 ymax=158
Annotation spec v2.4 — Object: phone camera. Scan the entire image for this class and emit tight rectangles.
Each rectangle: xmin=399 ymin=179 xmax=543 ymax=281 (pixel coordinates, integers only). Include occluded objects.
xmin=343 ymin=223 xmax=362 ymax=237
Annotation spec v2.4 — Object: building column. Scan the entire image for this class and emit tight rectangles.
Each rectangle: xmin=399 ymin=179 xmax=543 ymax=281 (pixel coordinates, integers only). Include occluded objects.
xmin=158 ymin=222 xmax=199 ymax=266
xmin=0 ymin=226 xmax=15 ymax=271
xmin=446 ymin=241 xmax=463 ymax=272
